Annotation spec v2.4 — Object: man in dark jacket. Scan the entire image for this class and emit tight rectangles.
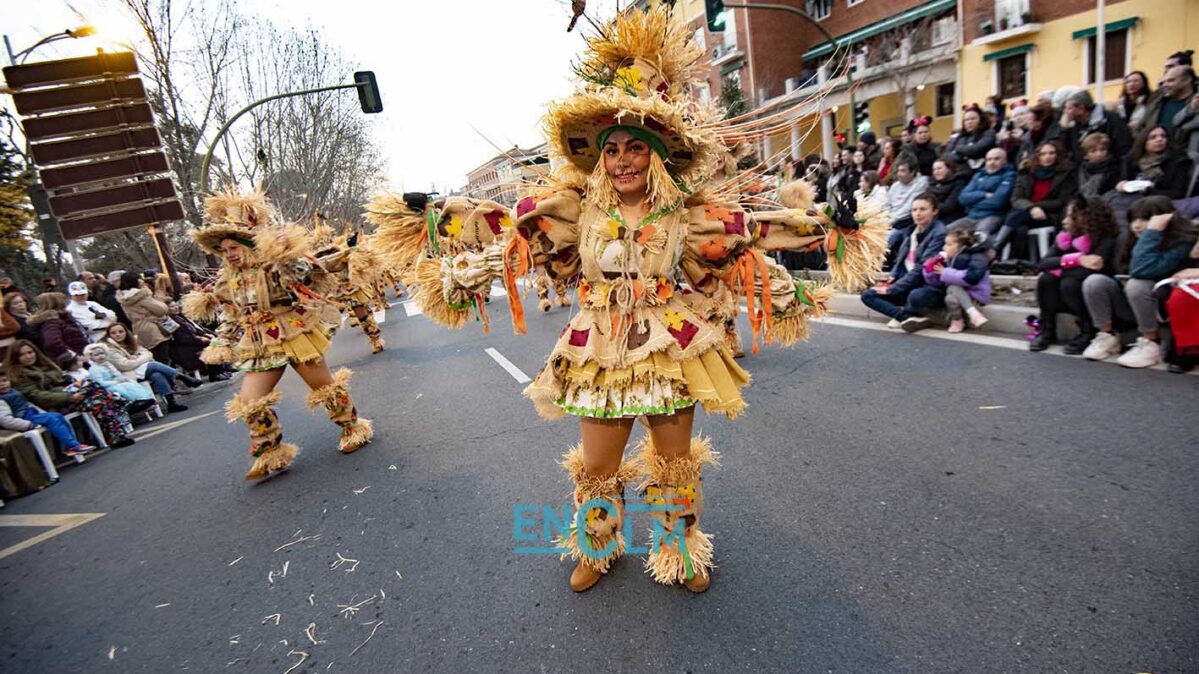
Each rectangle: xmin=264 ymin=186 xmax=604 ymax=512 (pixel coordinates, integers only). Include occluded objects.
xmin=860 ymin=193 xmax=948 ymax=331
xmin=858 ymin=131 xmax=882 ymax=170
xmin=1063 ymin=90 xmax=1132 ymax=165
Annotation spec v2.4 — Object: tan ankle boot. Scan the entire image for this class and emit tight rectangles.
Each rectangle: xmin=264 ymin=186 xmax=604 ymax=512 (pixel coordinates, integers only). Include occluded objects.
xmin=683 ymin=570 xmax=711 ymax=593
xmin=570 ymin=560 xmax=603 ymax=592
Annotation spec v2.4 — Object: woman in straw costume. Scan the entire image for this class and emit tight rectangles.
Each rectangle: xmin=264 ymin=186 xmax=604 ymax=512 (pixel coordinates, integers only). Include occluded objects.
xmin=367 ymin=6 xmax=885 ymax=593
xmin=183 ymin=190 xmax=374 ymax=481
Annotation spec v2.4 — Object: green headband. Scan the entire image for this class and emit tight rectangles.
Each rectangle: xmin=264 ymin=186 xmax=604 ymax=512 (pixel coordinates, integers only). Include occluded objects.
xmin=221 ymin=235 xmax=256 ymax=249
xmin=597 ymin=125 xmax=668 ymax=160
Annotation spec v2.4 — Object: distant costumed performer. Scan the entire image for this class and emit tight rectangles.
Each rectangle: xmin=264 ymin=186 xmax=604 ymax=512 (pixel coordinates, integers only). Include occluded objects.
xmin=367 ymin=6 xmax=886 ymax=592
xmin=183 ymin=190 xmax=374 ymax=480
xmin=310 ymin=216 xmax=387 ymax=354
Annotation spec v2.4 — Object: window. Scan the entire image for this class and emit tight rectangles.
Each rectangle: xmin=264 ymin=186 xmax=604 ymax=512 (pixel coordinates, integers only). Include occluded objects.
xmin=997 ymin=53 xmax=1027 ymax=100
xmin=723 ymin=7 xmax=737 ymax=49
xmin=936 ymin=82 xmax=955 ymax=117
xmin=1086 ymin=28 xmax=1128 ymax=84
xmin=693 ymin=27 xmax=705 ymax=51
xmin=805 ymin=0 xmax=832 ymax=21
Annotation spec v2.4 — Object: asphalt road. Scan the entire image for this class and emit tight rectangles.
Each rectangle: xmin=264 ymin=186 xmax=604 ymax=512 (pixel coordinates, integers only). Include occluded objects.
xmin=1 ymin=291 xmax=1196 ymax=674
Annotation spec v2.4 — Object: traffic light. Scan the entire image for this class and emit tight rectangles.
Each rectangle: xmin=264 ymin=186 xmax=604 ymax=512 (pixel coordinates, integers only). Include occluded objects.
xmin=354 ymin=71 xmax=383 ymax=114
xmin=705 ymin=0 xmax=727 ymax=32
xmin=853 ymin=100 xmax=870 ymax=132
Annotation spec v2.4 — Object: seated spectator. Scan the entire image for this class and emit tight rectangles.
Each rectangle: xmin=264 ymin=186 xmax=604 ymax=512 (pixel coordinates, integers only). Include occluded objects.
xmin=829 ymin=148 xmax=859 ymax=202
xmin=922 ymin=228 xmax=992 ymax=333
xmin=1115 ymin=71 xmax=1153 ymax=134
xmin=929 ymin=157 xmax=969 ymax=223
xmin=1118 ymin=126 xmax=1194 ymax=199
xmin=82 ymin=343 xmax=155 ymax=408
xmin=993 ymin=140 xmax=1076 ymax=260
xmin=884 ymin=156 xmax=930 ymax=257
xmin=1063 ymin=89 xmax=1132 ymax=165
xmin=860 ymin=193 xmax=948 ymax=332
xmin=65 ymin=281 xmax=116 ymax=341
xmin=57 ymin=350 xmax=90 ymax=383
xmin=28 ymin=292 xmax=90 ymax=361
xmin=115 ymin=270 xmax=174 ymax=365
xmin=854 ymin=170 xmax=888 ymax=210
xmin=944 ymin=105 xmax=996 ymax=171
xmin=951 ymin=148 xmax=1017 ymax=242
xmin=100 ymin=323 xmax=196 ymax=413
xmin=878 ymin=138 xmax=904 ymax=184
xmin=1159 ymin=248 xmax=1199 ymax=374
xmin=904 ymin=116 xmax=940 ymax=177
xmin=0 ymin=372 xmax=96 ymax=456
xmin=1076 ymin=133 xmax=1123 ymax=198
xmin=3 ymin=293 xmax=37 ymax=346
xmin=1029 ymin=196 xmax=1120 ymax=354
xmin=1081 ymin=196 xmax=1199 ymax=368
xmin=2 ymin=340 xmax=133 ymax=447
xmin=166 ymin=300 xmax=231 ymax=383
xmin=858 ymin=131 xmax=882 ymax=169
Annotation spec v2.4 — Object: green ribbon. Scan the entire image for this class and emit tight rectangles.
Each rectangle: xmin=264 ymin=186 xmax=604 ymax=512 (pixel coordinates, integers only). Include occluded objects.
xmin=680 ymin=533 xmax=694 ymax=581
xmin=794 ymin=278 xmax=815 ymax=307
xmin=605 ymin=199 xmax=682 ymax=231
xmin=596 ymin=125 xmax=668 ymax=160
xmin=836 ymin=233 xmax=845 ymax=263
xmin=426 ymin=206 xmax=441 ymax=255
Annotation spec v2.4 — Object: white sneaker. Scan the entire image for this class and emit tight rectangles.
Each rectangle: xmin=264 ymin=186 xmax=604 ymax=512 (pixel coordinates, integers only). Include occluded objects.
xmin=886 ymin=318 xmax=901 ymax=329
xmin=901 ymin=316 xmax=931 ymax=333
xmin=1082 ymin=331 xmax=1121 ymax=361
xmin=966 ymin=306 xmax=989 ymax=329
xmin=1116 ymin=337 xmax=1162 ymax=369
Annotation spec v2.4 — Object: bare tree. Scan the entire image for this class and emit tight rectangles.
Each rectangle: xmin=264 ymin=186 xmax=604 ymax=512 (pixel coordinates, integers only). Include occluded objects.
xmin=860 ymin=14 xmax=949 ymax=123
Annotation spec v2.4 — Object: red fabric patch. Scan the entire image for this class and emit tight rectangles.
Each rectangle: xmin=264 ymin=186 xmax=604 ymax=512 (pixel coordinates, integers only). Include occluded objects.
xmin=483 ymin=210 xmax=505 ymax=234
xmin=757 ymin=222 xmax=770 ymax=239
xmin=516 ymin=196 xmax=537 ymax=217
xmin=569 ymin=328 xmax=590 ymax=347
xmin=723 ymin=212 xmax=745 ymax=236
xmin=668 ymin=321 xmax=699 ymax=348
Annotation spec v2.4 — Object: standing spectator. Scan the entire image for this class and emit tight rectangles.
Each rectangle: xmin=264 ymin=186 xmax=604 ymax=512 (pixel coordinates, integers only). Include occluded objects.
xmin=921 ymin=228 xmax=992 ymax=333
xmin=1081 ymin=196 xmax=1199 ymax=367
xmin=40 ymin=277 xmax=57 ymax=294
xmin=152 ymin=273 xmax=174 ymax=303
xmin=984 ymin=95 xmax=1005 ymax=130
xmin=1164 ymin=50 xmax=1193 ymax=73
xmin=0 ymin=372 xmax=96 ymax=456
xmin=858 ymin=131 xmax=882 ymax=169
xmin=884 ymin=156 xmax=930 ymax=257
xmin=3 ymin=293 xmax=36 ymax=345
xmin=929 ymin=157 xmax=969 ymax=223
xmin=1063 ymin=90 xmax=1133 ymax=165
xmin=115 ymin=270 xmax=174 ymax=365
xmin=1017 ymin=101 xmax=1064 ymax=166
xmin=2 ymin=340 xmax=134 ymax=447
xmin=855 ymin=170 xmax=888 ymax=210
xmin=829 ymin=148 xmax=858 ymax=201
xmin=904 ymin=117 xmax=940 ymax=176
xmin=878 ymin=138 xmax=904 ymax=184
xmin=100 ymin=323 xmax=196 ymax=413
xmin=165 ymin=300 xmax=231 ymax=383
xmin=27 ymin=293 xmax=90 ymax=361
xmin=944 ymin=105 xmax=996 ymax=171
xmin=1029 ymin=196 xmax=1120 ymax=353
xmin=1144 ymin=65 xmax=1197 ymax=138
xmin=1116 ymin=71 xmax=1153 ymax=134
xmin=993 ymin=140 xmax=1076 ymax=260
xmin=859 ymin=193 xmax=948 ymax=331
xmin=65 ymin=281 xmax=116 ymax=341
xmin=82 ymin=343 xmax=155 ymax=407
xmin=99 ymin=271 xmax=130 ymax=327
xmin=1076 ymin=133 xmax=1124 ymax=198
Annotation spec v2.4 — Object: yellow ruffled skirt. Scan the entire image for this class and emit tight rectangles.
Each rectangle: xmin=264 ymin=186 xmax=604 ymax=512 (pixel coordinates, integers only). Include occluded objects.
xmin=525 ymin=345 xmax=750 ymax=420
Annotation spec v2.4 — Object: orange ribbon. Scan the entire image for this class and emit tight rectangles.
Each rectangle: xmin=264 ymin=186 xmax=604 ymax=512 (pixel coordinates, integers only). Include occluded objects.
xmin=475 ymin=292 xmax=491 ymax=334
xmin=502 ymin=234 xmax=533 ymax=335
xmin=289 ymin=283 xmax=344 ymax=310
xmin=722 ymin=249 xmax=774 ymax=354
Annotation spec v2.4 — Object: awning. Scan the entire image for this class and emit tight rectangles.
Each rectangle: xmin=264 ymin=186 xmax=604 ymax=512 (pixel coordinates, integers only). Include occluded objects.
xmin=802 ymin=0 xmax=956 ymax=60
xmin=1072 ymin=17 xmax=1139 ymax=40
xmin=720 ymin=58 xmax=744 ymax=76
xmin=983 ymin=43 xmax=1034 ymax=62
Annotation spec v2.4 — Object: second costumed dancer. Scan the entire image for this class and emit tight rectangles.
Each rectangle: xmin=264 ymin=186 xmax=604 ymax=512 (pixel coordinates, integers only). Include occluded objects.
xmin=368 ymin=6 xmax=885 ymax=591
xmin=184 ymin=190 xmax=374 ymax=480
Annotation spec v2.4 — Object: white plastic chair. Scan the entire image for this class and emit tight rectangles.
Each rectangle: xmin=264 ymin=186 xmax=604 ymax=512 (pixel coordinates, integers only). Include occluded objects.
xmin=20 ymin=429 xmax=64 ymax=480
xmin=1028 ymin=226 xmax=1055 ymax=263
xmin=63 ymin=411 xmax=108 ymax=449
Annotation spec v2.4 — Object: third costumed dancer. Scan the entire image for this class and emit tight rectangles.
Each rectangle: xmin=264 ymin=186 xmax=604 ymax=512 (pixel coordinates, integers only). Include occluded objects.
xmin=184 ymin=189 xmax=374 ymax=480
xmin=368 ymin=6 xmax=886 ymax=591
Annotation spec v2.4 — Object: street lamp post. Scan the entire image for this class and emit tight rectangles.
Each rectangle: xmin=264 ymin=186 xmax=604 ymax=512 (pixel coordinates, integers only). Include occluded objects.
xmin=3 ymin=27 xmax=96 ymax=278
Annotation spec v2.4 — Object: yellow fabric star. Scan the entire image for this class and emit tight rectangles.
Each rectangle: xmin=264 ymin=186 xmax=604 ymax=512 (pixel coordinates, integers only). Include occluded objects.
xmin=445 ymin=215 xmax=464 ymax=238
xmin=662 ymin=309 xmax=685 ymax=331
xmin=614 ymin=65 xmax=643 ymax=92
xmin=605 ymin=218 xmax=621 ymax=240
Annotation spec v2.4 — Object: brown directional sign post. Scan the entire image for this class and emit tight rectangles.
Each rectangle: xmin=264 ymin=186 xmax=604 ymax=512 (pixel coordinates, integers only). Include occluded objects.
xmin=3 ymin=50 xmax=187 ymax=295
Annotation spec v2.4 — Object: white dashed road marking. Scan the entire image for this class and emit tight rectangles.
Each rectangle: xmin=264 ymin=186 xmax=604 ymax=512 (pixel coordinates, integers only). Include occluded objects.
xmin=485 ymin=348 xmax=531 ymax=384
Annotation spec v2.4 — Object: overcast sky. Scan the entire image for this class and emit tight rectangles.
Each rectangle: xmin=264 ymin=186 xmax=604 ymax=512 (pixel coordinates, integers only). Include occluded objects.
xmin=2 ymin=0 xmax=620 ymax=192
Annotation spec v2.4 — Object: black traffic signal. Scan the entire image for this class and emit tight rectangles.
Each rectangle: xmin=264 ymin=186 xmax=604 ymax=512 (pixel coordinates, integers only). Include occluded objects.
xmin=853 ymin=100 xmax=870 ymax=130
xmin=705 ymin=0 xmax=727 ymax=32
xmin=354 ymin=71 xmax=383 ymax=114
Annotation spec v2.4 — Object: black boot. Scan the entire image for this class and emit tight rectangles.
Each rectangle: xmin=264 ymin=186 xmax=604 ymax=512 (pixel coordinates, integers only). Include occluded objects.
xmin=1063 ymin=330 xmax=1095 ymax=356
xmin=178 ymin=373 xmax=203 ymax=388
xmin=1029 ymin=331 xmax=1056 ymax=352
xmin=165 ymin=394 xmax=188 ymax=413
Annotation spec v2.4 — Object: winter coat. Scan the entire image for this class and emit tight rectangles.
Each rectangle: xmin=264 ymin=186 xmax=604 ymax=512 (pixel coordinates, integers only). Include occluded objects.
xmin=1129 ymin=229 xmax=1196 ymax=280
xmin=0 ymin=310 xmax=19 ymax=359
xmin=1077 ymin=157 xmax=1123 ymax=198
xmin=903 ymin=141 xmax=941 ymax=176
xmin=944 ymin=128 xmax=997 ymax=170
xmin=1037 ymin=231 xmax=1120 ymax=277
xmin=66 ymin=300 xmax=116 ymax=338
xmin=88 ymin=362 xmax=154 ymax=402
xmin=1011 ymin=164 xmax=1077 ymax=224
xmin=921 ymin=242 xmax=992 ymax=304
xmin=116 ymin=287 xmax=170 ymax=350
xmin=27 ymin=310 xmax=90 ymax=361
xmin=958 ymin=164 xmax=1017 ymax=219
xmin=167 ymin=314 xmax=214 ymax=373
xmin=100 ymin=340 xmax=154 ymax=379
xmin=1123 ymin=154 xmax=1195 ymax=200
xmin=891 ymin=219 xmax=948 ymax=283
xmin=0 ymin=389 xmax=37 ymax=431
xmin=1065 ymin=107 xmax=1133 ymax=165
xmin=929 ymin=171 xmax=970 ymax=223
xmin=98 ymin=285 xmax=130 ymax=327
xmin=9 ymin=365 xmax=74 ymax=411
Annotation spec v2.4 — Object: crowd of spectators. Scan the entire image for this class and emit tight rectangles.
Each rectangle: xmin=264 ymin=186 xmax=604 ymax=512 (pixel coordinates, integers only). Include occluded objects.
xmin=787 ymin=50 xmax=1199 ymax=374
